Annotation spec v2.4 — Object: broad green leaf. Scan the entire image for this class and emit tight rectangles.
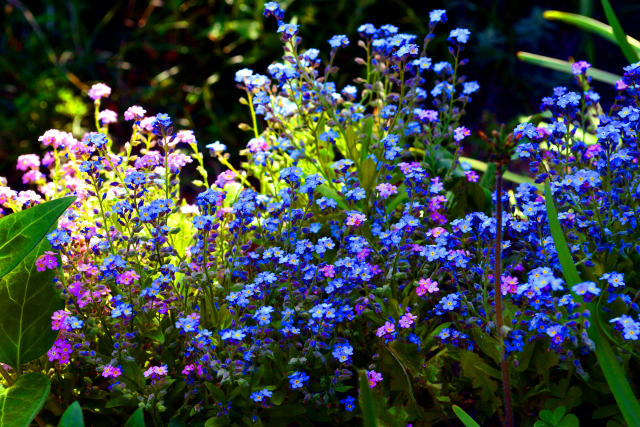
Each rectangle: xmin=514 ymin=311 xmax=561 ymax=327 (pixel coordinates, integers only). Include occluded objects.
xmin=58 ymin=401 xmax=84 ymax=427
xmin=124 ymin=408 xmax=145 ymax=427
xmin=0 ymin=237 xmax=64 ymax=368
xmin=358 ymin=370 xmax=377 ymax=427
xmin=517 ymin=52 xmax=621 ymax=85
xmin=0 ymin=373 xmax=50 ymax=427
xmin=459 ymin=156 xmax=538 ymax=187
xmin=601 ymin=0 xmax=639 ymax=63
xmin=452 ymin=405 xmax=481 ymax=427
xmin=0 ymin=196 xmax=75 ymax=279
xmin=545 ymin=182 xmax=640 ymax=426
xmin=360 ymin=157 xmax=377 ymax=192
xmin=543 ymin=10 xmax=640 ymax=52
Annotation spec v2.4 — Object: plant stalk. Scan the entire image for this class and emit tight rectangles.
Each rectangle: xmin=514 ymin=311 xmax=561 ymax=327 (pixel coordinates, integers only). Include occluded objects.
xmin=494 ymin=166 xmax=514 ymax=427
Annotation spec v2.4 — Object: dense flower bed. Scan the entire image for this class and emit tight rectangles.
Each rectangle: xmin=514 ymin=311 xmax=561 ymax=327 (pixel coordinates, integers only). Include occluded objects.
xmin=1 ymin=2 xmax=639 ymax=426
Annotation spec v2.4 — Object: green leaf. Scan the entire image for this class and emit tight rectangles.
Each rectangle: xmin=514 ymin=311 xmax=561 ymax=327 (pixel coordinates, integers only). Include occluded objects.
xmin=543 ymin=10 xmax=640 ymax=52
xmin=545 ymin=182 xmax=640 ymax=426
xmin=517 ymin=52 xmax=622 ymax=85
xmin=0 ymin=196 xmax=75 ymax=279
xmin=58 ymin=401 xmax=84 ymax=427
xmin=315 ymin=185 xmax=348 ymax=210
xmin=0 ymin=236 xmax=64 ymax=368
xmin=600 ymin=0 xmax=640 ymax=63
xmin=124 ymin=408 xmax=145 ymax=427
xmin=358 ymin=370 xmax=377 ymax=427
xmin=452 ymin=405 xmax=481 ymax=427
xmin=360 ymin=157 xmax=377 ymax=192
xmin=459 ymin=156 xmax=538 ymax=187
xmin=0 ymin=373 xmax=50 ymax=427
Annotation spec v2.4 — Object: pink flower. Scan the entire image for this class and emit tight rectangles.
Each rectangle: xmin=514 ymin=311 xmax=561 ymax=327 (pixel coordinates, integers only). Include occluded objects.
xmin=345 ymin=211 xmax=366 ymax=227
xmin=36 ymin=251 xmax=58 ymax=272
xmin=215 ymin=170 xmax=236 ymax=188
xmin=102 ymin=364 xmax=123 ymax=378
xmin=139 ymin=116 xmax=155 ymax=132
xmin=51 ymin=310 xmax=69 ymax=330
xmin=367 ymin=370 xmax=383 ymax=388
xmin=144 ymin=365 xmax=169 ymax=380
xmin=417 ymin=278 xmax=439 ymax=296
xmin=116 ymin=270 xmax=140 ymax=285
xmin=88 ymin=83 xmax=111 ymax=101
xmin=16 ymin=154 xmax=40 ymax=171
xmin=376 ymin=183 xmax=397 ymax=199
xmin=124 ymin=105 xmax=146 ymax=121
xmin=501 ymin=275 xmax=519 ymax=296
xmin=247 ymin=137 xmax=269 ymax=153
xmin=22 ymin=169 xmax=45 ymax=184
xmin=321 ymin=265 xmax=335 ymax=278
xmin=399 ymin=312 xmax=417 ymax=328
xmin=98 ymin=109 xmax=118 ymax=124
xmin=168 ymin=152 xmax=193 ymax=173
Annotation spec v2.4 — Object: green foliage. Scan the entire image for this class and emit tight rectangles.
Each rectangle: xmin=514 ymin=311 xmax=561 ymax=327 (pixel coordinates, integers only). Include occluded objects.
xmin=358 ymin=371 xmax=377 ymax=427
xmin=0 ymin=197 xmax=75 ymax=368
xmin=600 ymin=0 xmax=639 ymax=63
xmin=0 ymin=196 xmax=75 ymax=278
xmin=534 ymin=406 xmax=579 ymax=427
xmin=0 ymin=373 xmax=50 ymax=427
xmin=58 ymin=401 xmax=84 ymax=427
xmin=124 ymin=408 xmax=146 ymax=427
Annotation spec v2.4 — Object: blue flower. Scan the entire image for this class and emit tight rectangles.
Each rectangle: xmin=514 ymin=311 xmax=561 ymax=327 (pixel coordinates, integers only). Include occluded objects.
xmin=429 ymin=9 xmax=447 ymax=24
xmin=341 ymin=396 xmax=356 ymax=411
xmin=289 ymin=371 xmax=310 ymax=389
xmin=448 ymin=28 xmax=470 ymax=44
xmin=328 ymin=35 xmax=349 ymax=48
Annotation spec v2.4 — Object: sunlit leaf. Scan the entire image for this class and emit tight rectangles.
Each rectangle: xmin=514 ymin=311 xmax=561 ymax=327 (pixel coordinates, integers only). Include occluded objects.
xmin=0 ymin=373 xmax=50 ymax=427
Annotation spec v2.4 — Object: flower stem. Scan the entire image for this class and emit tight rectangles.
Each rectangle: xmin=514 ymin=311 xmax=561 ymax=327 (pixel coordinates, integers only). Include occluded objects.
xmin=494 ymin=165 xmax=513 ymax=427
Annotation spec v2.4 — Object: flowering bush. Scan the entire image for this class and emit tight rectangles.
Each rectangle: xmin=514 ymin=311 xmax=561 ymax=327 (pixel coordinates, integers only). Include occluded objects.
xmin=1 ymin=2 xmax=640 ymax=427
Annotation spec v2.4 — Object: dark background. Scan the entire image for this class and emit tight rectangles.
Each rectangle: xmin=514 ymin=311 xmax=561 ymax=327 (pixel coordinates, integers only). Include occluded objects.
xmin=2 ymin=0 xmax=639 ymax=188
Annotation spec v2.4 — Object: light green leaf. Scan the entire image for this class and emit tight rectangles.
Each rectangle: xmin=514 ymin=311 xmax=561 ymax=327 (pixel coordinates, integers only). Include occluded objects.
xmin=315 ymin=185 xmax=348 ymax=210
xmin=517 ymin=52 xmax=621 ymax=85
xmin=0 ymin=237 xmax=64 ymax=368
xmin=543 ymin=10 xmax=640 ymax=52
xmin=601 ymin=0 xmax=639 ymax=63
xmin=58 ymin=401 xmax=84 ymax=427
xmin=0 ymin=196 xmax=75 ymax=279
xmin=452 ymin=405 xmax=481 ymax=427
xmin=0 ymin=373 xmax=50 ymax=427
xmin=124 ymin=408 xmax=145 ymax=427
xmin=459 ymin=157 xmax=538 ymax=187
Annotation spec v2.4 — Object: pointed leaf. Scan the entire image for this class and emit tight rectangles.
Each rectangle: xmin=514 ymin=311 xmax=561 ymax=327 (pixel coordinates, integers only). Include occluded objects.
xmin=358 ymin=370 xmax=377 ymax=427
xmin=452 ymin=405 xmax=481 ymax=427
xmin=601 ymin=0 xmax=639 ymax=63
xmin=517 ymin=52 xmax=621 ymax=85
xmin=545 ymin=182 xmax=640 ymax=426
xmin=124 ymin=408 xmax=146 ymax=427
xmin=543 ymin=10 xmax=640 ymax=52
xmin=0 ymin=237 xmax=64 ymax=368
xmin=0 ymin=196 xmax=75 ymax=279
xmin=58 ymin=401 xmax=84 ymax=427
xmin=0 ymin=373 xmax=50 ymax=427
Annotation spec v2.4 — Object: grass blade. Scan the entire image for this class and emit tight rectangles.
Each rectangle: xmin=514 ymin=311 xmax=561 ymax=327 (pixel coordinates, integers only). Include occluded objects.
xmin=543 ymin=10 xmax=640 ymax=53
xmin=358 ymin=370 xmax=377 ymax=427
xmin=544 ymin=182 xmax=640 ymax=426
xmin=600 ymin=0 xmax=639 ymax=63
xmin=517 ymin=52 xmax=621 ymax=85
xmin=452 ymin=405 xmax=481 ymax=427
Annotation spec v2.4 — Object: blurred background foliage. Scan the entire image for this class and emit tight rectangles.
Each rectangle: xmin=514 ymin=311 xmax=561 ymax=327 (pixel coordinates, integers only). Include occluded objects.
xmin=1 ymin=0 xmax=639 ymax=188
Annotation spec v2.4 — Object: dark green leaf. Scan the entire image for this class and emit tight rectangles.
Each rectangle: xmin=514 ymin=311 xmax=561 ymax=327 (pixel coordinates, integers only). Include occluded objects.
xmin=124 ymin=408 xmax=145 ymax=427
xmin=358 ymin=370 xmax=377 ymax=427
xmin=0 ymin=196 xmax=75 ymax=279
xmin=601 ymin=0 xmax=639 ymax=63
xmin=0 ymin=237 xmax=64 ymax=368
xmin=452 ymin=405 xmax=481 ymax=427
xmin=58 ymin=401 xmax=84 ymax=427
xmin=0 ymin=373 xmax=50 ymax=427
